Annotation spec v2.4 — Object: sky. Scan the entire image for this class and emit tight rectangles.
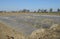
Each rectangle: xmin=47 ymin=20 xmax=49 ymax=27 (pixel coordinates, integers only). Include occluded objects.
xmin=0 ymin=0 xmax=60 ymax=11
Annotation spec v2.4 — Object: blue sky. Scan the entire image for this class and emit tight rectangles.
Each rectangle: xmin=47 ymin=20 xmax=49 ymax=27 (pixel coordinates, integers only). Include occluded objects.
xmin=0 ymin=0 xmax=60 ymax=11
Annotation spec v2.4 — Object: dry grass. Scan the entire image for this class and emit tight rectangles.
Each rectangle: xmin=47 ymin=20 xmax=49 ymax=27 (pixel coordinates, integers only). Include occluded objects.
xmin=0 ymin=12 xmax=30 ymax=16
xmin=0 ymin=22 xmax=25 ymax=39
xmin=0 ymin=12 xmax=60 ymax=16
xmin=37 ymin=12 xmax=60 ymax=16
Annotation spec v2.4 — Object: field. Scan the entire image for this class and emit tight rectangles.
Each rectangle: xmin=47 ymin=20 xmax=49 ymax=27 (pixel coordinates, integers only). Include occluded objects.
xmin=0 ymin=12 xmax=60 ymax=39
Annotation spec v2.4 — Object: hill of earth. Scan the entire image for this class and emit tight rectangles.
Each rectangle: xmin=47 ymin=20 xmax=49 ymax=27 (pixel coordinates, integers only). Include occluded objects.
xmin=29 ymin=24 xmax=60 ymax=39
xmin=0 ymin=22 xmax=60 ymax=39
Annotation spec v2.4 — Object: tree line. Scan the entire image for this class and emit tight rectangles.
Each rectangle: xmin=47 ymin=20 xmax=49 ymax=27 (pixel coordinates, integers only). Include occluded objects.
xmin=0 ymin=8 xmax=60 ymax=13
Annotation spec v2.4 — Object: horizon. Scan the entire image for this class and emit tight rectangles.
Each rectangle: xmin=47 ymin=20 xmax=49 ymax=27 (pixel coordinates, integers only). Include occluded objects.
xmin=0 ymin=0 xmax=60 ymax=11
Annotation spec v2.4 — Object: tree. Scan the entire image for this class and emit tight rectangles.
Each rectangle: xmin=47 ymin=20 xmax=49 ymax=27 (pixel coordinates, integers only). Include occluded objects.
xmin=22 ymin=9 xmax=30 ymax=13
xmin=57 ymin=8 xmax=60 ymax=12
xmin=37 ymin=9 xmax=41 ymax=13
xmin=34 ymin=10 xmax=36 ymax=13
xmin=41 ymin=9 xmax=44 ymax=13
xmin=44 ymin=9 xmax=47 ymax=12
xmin=26 ymin=10 xmax=30 ymax=12
xmin=0 ymin=11 xmax=3 ymax=13
xmin=50 ymin=8 xmax=53 ymax=12
xmin=22 ymin=9 xmax=27 ymax=12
